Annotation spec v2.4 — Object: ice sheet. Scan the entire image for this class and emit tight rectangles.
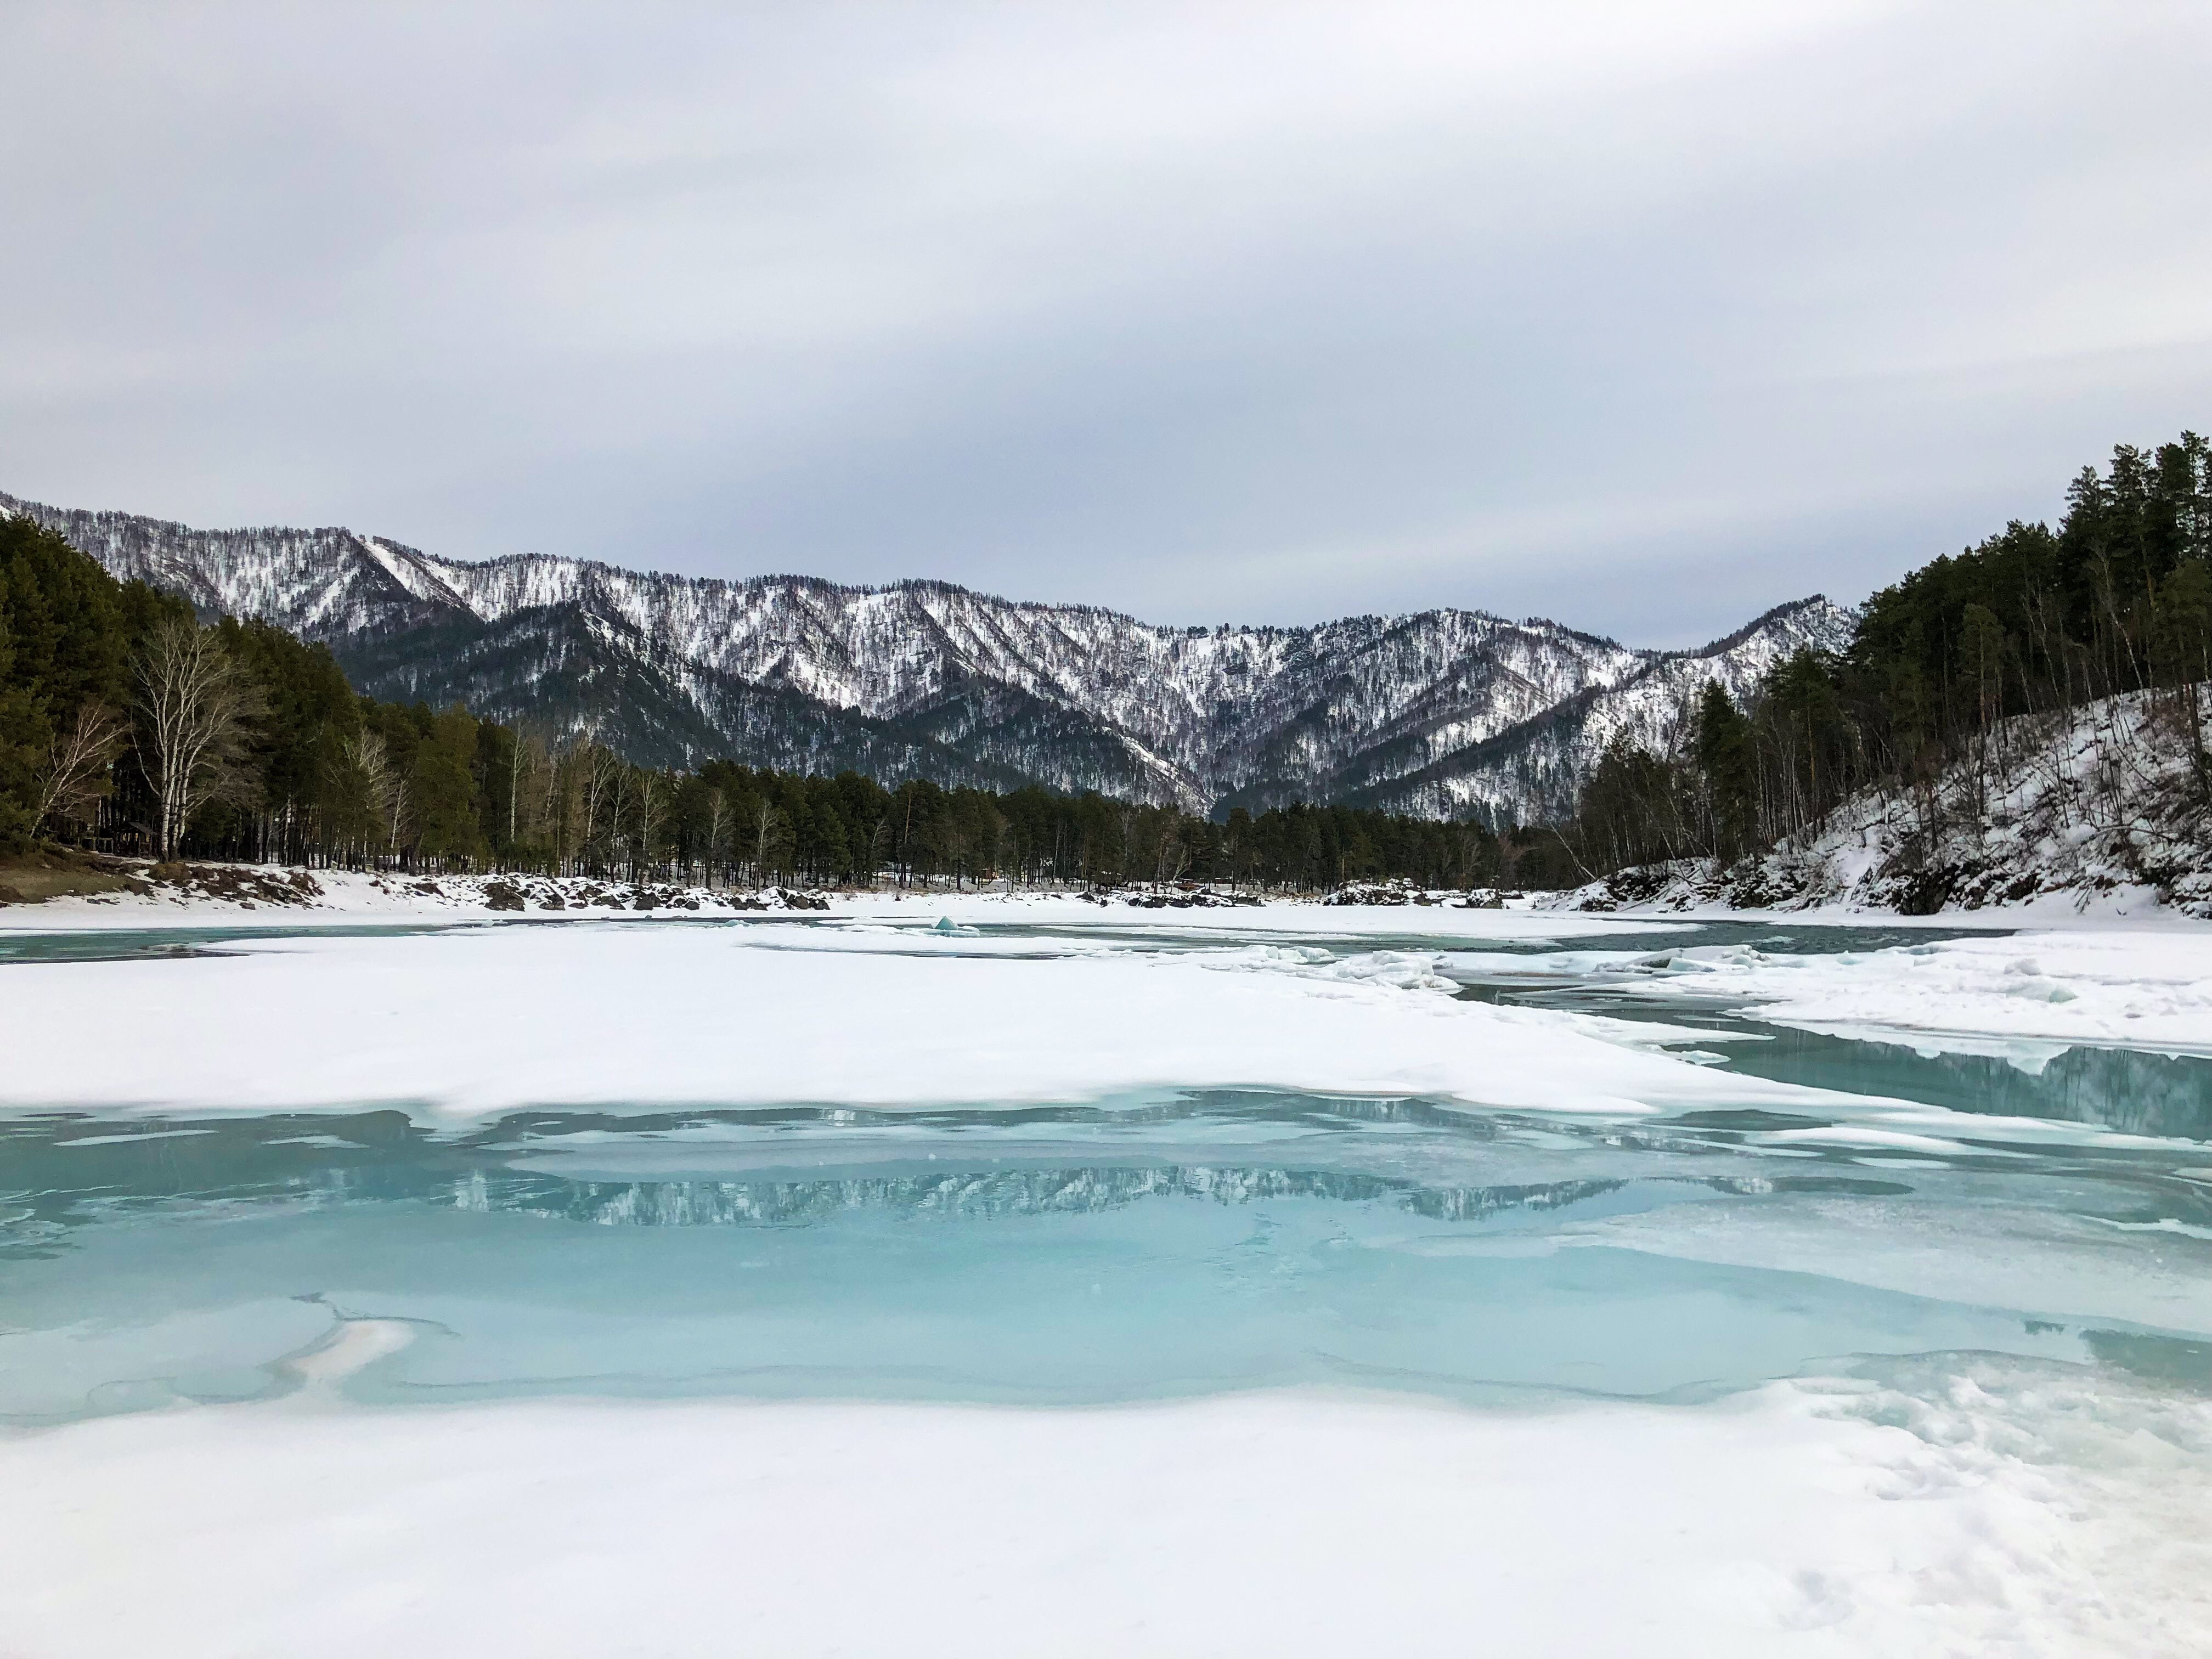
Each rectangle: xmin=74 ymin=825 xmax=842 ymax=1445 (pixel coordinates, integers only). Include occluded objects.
xmin=3 ymin=1373 xmax=2203 ymax=1658
xmin=1545 ymin=1192 xmax=2212 ymax=1336
xmin=1618 ymin=928 xmax=2212 ymax=1057
xmin=0 ymin=923 xmax=1865 ymax=1125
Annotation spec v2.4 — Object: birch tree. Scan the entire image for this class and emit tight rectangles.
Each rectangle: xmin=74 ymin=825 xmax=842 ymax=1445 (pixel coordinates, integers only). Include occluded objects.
xmin=634 ymin=769 xmax=665 ymax=881
xmin=507 ymin=725 xmax=547 ymax=848
xmin=702 ymin=786 xmax=729 ymax=888
xmin=135 ymin=618 xmax=263 ymax=860
xmin=32 ymin=700 xmax=127 ymax=836
xmin=751 ymin=796 xmax=785 ymax=887
xmin=581 ymin=740 xmax=623 ymax=873
xmin=335 ymin=729 xmax=408 ymax=865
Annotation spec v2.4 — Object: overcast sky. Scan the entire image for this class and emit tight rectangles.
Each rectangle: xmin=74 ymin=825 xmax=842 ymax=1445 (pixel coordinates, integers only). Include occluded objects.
xmin=3 ymin=2 xmax=2207 ymax=645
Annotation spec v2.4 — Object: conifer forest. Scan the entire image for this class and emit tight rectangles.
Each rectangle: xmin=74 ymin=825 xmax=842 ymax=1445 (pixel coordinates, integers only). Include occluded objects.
xmin=1517 ymin=431 xmax=2212 ymax=889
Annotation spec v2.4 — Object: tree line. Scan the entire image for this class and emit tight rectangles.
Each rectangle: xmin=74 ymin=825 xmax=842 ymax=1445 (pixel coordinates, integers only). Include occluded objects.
xmin=2 ymin=514 xmax=1514 ymax=890
xmin=1528 ymin=429 xmax=2212 ymax=888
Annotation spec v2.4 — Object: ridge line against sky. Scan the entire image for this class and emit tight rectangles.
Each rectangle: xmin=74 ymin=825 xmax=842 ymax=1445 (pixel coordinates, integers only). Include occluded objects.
xmin=3 ymin=1 xmax=2207 ymax=648
xmin=8 ymin=484 xmax=1833 ymax=651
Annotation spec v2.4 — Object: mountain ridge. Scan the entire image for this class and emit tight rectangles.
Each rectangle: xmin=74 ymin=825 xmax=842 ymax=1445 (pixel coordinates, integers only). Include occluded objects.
xmin=1 ymin=489 xmax=1852 ymax=820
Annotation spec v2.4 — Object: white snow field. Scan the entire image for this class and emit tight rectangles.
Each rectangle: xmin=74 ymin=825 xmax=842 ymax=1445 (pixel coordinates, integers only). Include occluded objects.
xmin=2 ymin=901 xmax=2208 ymax=1658
xmin=1577 ymin=927 xmax=2212 ymax=1059
xmin=0 ymin=913 xmax=1784 ymax=1122
xmin=4 ymin=1370 xmax=2205 ymax=1659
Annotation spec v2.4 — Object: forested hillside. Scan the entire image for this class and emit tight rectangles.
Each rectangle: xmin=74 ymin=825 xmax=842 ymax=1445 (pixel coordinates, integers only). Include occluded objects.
xmin=1 ymin=486 xmax=1844 ymax=817
xmin=0 ymin=516 xmax=1504 ymax=892
xmin=1528 ymin=430 xmax=2212 ymax=905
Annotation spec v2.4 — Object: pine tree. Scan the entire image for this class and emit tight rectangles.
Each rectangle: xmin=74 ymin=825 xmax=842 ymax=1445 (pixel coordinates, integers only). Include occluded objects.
xmin=408 ymin=706 xmax=485 ymax=865
xmin=1694 ymin=681 xmax=1757 ymax=864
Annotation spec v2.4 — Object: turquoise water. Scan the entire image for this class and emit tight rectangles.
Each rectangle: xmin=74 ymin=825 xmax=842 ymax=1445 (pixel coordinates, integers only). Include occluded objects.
xmin=3 ymin=917 xmax=2208 ymax=1424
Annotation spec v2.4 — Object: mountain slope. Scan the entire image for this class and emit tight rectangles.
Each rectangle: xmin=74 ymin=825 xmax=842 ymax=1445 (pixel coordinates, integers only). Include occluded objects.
xmin=1351 ymin=600 xmax=1850 ymax=821
xmin=2 ymin=490 xmax=1853 ymax=817
xmin=1541 ymin=684 xmax=2212 ymax=918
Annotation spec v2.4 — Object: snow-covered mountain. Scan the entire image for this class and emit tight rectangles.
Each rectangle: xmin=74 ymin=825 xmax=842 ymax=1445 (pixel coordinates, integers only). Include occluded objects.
xmin=1352 ymin=600 xmax=1852 ymax=822
xmin=3 ymin=490 xmax=1853 ymax=819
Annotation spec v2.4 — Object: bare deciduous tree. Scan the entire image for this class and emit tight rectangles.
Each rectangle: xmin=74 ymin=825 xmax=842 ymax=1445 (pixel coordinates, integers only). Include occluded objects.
xmin=545 ymin=733 xmax=584 ymax=872
xmin=336 ymin=729 xmax=409 ymax=864
xmin=507 ymin=725 xmax=547 ymax=848
xmin=33 ymin=700 xmax=127 ymax=836
xmin=751 ymin=797 xmax=785 ymax=887
xmin=634 ymin=770 xmax=665 ymax=880
xmin=136 ymin=619 xmax=263 ymax=860
xmin=702 ymin=786 xmax=729 ymax=888
xmin=580 ymin=738 xmax=623 ymax=870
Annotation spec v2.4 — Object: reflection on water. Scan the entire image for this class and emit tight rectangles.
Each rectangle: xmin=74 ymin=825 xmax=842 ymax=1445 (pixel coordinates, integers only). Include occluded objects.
xmin=0 ymin=1099 xmax=1848 ymax=1239
xmin=1722 ymin=1024 xmax=2212 ymax=1141
xmin=462 ymin=1163 xmax=1634 ymax=1227
xmin=3 ymin=1086 xmax=2207 ymax=1424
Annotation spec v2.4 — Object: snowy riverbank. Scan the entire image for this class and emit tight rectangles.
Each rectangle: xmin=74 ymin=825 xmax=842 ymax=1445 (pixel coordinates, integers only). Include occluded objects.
xmin=0 ymin=861 xmax=1662 ymax=938
xmin=1545 ymin=686 xmax=2212 ymax=923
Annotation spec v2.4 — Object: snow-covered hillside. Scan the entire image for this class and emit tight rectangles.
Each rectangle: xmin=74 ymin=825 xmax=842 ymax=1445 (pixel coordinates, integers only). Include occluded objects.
xmin=3 ymin=490 xmax=1850 ymax=816
xmin=1357 ymin=600 xmax=1846 ymax=821
xmin=1547 ymin=686 xmax=2212 ymax=918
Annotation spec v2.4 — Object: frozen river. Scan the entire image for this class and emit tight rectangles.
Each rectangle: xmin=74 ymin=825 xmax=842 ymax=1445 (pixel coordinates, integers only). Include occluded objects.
xmin=2 ymin=901 xmax=2207 ymax=1655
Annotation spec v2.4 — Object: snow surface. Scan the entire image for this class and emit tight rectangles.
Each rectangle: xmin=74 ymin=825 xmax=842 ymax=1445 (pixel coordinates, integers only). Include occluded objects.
xmin=1612 ymin=929 xmax=2212 ymax=1059
xmin=0 ymin=866 xmax=843 ymax=930
xmin=0 ymin=867 xmax=1688 ymax=935
xmin=8 ymin=893 xmax=2194 ymax=1155
xmin=0 ymin=917 xmax=1864 ymax=1125
xmin=4 ymin=1369 xmax=2204 ymax=1659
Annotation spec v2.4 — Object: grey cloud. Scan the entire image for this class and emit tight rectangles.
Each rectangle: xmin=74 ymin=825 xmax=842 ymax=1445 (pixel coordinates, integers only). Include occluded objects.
xmin=3 ymin=1 xmax=2208 ymax=647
